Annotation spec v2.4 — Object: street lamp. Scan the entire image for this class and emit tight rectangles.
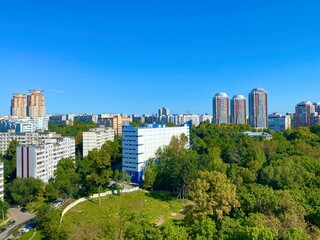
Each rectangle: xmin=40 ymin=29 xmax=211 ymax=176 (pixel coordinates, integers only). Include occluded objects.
xmin=2 ymin=207 xmax=4 ymax=226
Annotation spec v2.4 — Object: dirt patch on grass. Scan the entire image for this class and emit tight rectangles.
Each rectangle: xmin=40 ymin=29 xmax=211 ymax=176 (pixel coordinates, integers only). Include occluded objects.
xmin=154 ymin=215 xmax=165 ymax=227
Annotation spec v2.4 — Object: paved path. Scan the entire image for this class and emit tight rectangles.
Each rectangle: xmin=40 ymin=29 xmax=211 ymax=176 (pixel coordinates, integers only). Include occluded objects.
xmin=0 ymin=208 xmax=36 ymax=240
xmin=29 ymin=230 xmax=37 ymax=239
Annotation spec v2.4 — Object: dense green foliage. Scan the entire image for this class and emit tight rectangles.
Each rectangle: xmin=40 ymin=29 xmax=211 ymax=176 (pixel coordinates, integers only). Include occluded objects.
xmin=143 ymin=123 xmax=320 ymax=239
xmin=5 ymin=177 xmax=44 ymax=205
xmin=7 ymin=122 xmax=320 ymax=239
xmin=61 ymin=191 xmax=186 ymax=240
xmin=36 ymin=204 xmax=67 ymax=240
xmin=1 ymin=140 xmax=19 ymax=182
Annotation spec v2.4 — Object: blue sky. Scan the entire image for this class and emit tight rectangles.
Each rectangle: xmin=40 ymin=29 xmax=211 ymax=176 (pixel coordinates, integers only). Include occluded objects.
xmin=1 ymin=1 xmax=320 ymax=115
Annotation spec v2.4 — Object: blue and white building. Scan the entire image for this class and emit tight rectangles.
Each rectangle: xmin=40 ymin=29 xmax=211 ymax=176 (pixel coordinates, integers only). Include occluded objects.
xmin=122 ymin=124 xmax=189 ymax=184
xmin=268 ymin=112 xmax=291 ymax=132
xmin=0 ymin=117 xmax=48 ymax=133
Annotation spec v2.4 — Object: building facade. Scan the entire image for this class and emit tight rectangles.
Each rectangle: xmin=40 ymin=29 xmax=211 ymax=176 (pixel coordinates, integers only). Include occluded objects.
xmin=212 ymin=92 xmax=229 ymax=124
xmin=16 ymin=137 xmax=75 ymax=183
xmin=83 ymin=126 xmax=115 ymax=157
xmin=230 ymin=95 xmax=246 ymax=124
xmin=0 ymin=161 xmax=3 ymax=201
xmin=73 ymin=114 xmax=98 ymax=123
xmin=11 ymin=93 xmax=27 ymax=117
xmin=199 ymin=113 xmax=212 ymax=124
xmin=0 ymin=117 xmax=48 ymax=133
xmin=49 ymin=114 xmax=67 ymax=125
xmin=158 ymin=107 xmax=170 ymax=116
xmin=295 ymin=101 xmax=314 ymax=127
xmin=27 ymin=90 xmax=46 ymax=118
xmin=122 ymin=124 xmax=189 ymax=184
xmin=268 ymin=112 xmax=291 ymax=132
xmin=249 ymin=88 xmax=268 ymax=129
xmin=0 ymin=132 xmax=61 ymax=154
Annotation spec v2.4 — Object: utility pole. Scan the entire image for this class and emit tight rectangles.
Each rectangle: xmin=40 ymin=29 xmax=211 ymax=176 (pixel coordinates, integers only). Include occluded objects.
xmin=2 ymin=207 xmax=4 ymax=226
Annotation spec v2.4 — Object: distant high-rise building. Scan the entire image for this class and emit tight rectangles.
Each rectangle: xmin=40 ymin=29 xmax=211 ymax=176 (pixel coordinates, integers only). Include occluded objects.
xmin=295 ymin=101 xmax=314 ymax=127
xmin=313 ymin=102 xmax=320 ymax=114
xmin=249 ymin=88 xmax=268 ymax=129
xmin=27 ymin=90 xmax=46 ymax=117
xmin=11 ymin=93 xmax=27 ymax=117
xmin=230 ymin=95 xmax=246 ymax=124
xmin=158 ymin=107 xmax=170 ymax=116
xmin=212 ymin=92 xmax=229 ymax=124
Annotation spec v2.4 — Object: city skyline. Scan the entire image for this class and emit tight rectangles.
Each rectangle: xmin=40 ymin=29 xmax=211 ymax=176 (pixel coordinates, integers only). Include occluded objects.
xmin=1 ymin=1 xmax=320 ymax=115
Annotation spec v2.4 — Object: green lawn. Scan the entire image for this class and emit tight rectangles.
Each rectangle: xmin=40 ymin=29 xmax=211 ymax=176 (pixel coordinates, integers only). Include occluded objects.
xmin=62 ymin=190 xmax=186 ymax=239
xmin=19 ymin=229 xmax=43 ymax=240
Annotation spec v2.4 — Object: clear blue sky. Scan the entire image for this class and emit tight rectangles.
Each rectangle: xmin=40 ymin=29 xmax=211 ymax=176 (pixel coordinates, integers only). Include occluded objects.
xmin=1 ymin=1 xmax=320 ymax=115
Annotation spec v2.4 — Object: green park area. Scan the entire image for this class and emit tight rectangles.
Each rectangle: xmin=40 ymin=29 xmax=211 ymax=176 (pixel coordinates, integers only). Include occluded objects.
xmin=62 ymin=191 xmax=185 ymax=239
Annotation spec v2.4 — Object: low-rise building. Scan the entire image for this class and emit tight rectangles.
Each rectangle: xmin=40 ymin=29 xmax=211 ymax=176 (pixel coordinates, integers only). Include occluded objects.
xmin=244 ymin=131 xmax=272 ymax=140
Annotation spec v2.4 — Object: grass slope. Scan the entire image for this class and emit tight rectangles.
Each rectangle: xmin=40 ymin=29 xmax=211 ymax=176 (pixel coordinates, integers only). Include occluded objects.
xmin=62 ymin=190 xmax=185 ymax=239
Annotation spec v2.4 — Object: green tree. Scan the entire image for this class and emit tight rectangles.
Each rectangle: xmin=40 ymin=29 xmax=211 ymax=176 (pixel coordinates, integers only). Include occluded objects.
xmin=244 ymin=225 xmax=278 ymax=240
xmin=36 ymin=204 xmax=68 ymax=240
xmin=282 ymin=228 xmax=308 ymax=240
xmin=153 ymin=134 xmax=199 ymax=198
xmin=143 ymin=159 xmax=157 ymax=191
xmin=2 ymin=140 xmax=19 ymax=182
xmin=161 ymin=224 xmax=189 ymax=240
xmin=85 ymin=144 xmax=112 ymax=205
xmin=44 ymin=183 xmax=59 ymax=202
xmin=53 ymin=157 xmax=80 ymax=198
xmin=187 ymin=216 xmax=217 ymax=240
xmin=5 ymin=177 xmax=44 ymax=205
xmin=189 ymin=171 xmax=240 ymax=219
xmin=0 ymin=201 xmax=9 ymax=222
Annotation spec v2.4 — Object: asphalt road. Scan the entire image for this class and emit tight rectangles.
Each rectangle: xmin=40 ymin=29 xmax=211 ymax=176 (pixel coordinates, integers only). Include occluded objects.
xmin=0 ymin=208 xmax=36 ymax=240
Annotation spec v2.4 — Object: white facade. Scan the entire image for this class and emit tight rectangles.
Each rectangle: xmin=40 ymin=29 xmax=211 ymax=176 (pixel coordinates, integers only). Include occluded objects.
xmin=83 ymin=127 xmax=115 ymax=157
xmin=166 ymin=114 xmax=201 ymax=126
xmin=122 ymin=124 xmax=189 ymax=183
xmin=0 ymin=161 xmax=3 ymax=201
xmin=0 ymin=132 xmax=61 ymax=154
xmin=16 ymin=137 xmax=75 ymax=183
xmin=268 ymin=112 xmax=291 ymax=132
xmin=200 ymin=114 xmax=212 ymax=123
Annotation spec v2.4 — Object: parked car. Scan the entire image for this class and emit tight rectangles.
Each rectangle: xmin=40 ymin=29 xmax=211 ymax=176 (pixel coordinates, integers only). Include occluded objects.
xmin=21 ymin=224 xmax=31 ymax=232
xmin=0 ymin=227 xmax=7 ymax=233
xmin=20 ymin=207 xmax=28 ymax=213
xmin=53 ymin=199 xmax=65 ymax=208
xmin=8 ymin=219 xmax=16 ymax=227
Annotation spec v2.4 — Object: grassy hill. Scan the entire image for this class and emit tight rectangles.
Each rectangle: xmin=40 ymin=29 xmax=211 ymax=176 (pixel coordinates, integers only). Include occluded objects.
xmin=61 ymin=190 xmax=186 ymax=239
